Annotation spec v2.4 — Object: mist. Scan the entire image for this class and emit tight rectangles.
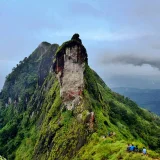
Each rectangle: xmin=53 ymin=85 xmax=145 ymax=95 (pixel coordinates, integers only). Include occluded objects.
xmin=100 ymin=54 xmax=160 ymax=71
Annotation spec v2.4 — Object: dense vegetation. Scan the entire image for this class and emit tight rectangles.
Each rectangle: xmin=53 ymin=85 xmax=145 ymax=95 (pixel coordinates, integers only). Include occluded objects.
xmin=0 ymin=37 xmax=159 ymax=159
xmin=0 ymin=42 xmax=58 ymax=159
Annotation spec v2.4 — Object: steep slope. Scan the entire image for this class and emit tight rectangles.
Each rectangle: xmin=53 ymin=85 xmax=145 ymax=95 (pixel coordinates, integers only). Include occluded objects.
xmin=0 ymin=34 xmax=160 ymax=160
xmin=0 ymin=42 xmax=58 ymax=159
xmin=0 ymin=42 xmax=58 ymax=113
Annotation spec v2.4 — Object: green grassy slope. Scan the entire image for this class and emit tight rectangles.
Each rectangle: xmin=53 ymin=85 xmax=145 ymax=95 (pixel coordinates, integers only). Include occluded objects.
xmin=6 ymin=65 xmax=160 ymax=159
xmin=0 ymin=42 xmax=58 ymax=159
xmin=0 ymin=38 xmax=159 ymax=160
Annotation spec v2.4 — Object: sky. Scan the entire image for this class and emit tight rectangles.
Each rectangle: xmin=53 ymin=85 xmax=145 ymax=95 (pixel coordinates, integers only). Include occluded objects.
xmin=1 ymin=0 xmax=160 ymax=89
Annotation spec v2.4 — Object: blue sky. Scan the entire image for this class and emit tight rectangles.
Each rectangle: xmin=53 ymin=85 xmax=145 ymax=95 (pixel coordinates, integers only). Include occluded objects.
xmin=1 ymin=0 xmax=160 ymax=89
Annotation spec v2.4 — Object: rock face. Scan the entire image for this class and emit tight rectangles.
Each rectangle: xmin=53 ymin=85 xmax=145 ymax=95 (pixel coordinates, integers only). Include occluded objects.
xmin=58 ymin=46 xmax=85 ymax=110
xmin=38 ymin=44 xmax=59 ymax=86
xmin=54 ymin=35 xmax=87 ymax=110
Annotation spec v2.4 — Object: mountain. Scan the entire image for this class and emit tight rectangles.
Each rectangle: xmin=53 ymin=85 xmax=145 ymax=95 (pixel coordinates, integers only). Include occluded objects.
xmin=112 ymin=87 xmax=160 ymax=115
xmin=0 ymin=34 xmax=160 ymax=160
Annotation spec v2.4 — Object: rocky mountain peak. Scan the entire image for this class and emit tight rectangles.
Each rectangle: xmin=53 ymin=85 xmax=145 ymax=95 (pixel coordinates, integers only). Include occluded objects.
xmin=54 ymin=34 xmax=87 ymax=110
xmin=0 ymin=34 xmax=160 ymax=160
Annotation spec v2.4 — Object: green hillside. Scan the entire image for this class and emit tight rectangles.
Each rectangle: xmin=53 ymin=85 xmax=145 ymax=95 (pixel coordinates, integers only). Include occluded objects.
xmin=0 ymin=34 xmax=160 ymax=160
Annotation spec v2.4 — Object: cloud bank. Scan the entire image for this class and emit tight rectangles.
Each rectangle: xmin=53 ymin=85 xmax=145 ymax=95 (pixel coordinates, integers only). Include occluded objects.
xmin=100 ymin=54 xmax=160 ymax=70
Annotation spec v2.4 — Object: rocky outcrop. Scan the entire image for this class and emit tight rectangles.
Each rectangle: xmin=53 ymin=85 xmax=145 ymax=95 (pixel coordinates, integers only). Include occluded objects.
xmin=54 ymin=34 xmax=87 ymax=110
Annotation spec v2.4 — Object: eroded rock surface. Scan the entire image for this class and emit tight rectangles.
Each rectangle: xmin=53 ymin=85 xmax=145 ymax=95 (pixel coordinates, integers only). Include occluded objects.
xmin=54 ymin=35 xmax=87 ymax=110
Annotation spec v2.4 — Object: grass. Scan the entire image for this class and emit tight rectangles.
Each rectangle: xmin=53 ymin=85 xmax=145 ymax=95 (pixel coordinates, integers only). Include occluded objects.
xmin=74 ymin=134 xmax=160 ymax=160
xmin=15 ymin=125 xmax=38 ymax=160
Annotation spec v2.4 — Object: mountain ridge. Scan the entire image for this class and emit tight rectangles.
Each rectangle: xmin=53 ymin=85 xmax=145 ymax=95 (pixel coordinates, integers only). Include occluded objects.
xmin=0 ymin=34 xmax=160 ymax=160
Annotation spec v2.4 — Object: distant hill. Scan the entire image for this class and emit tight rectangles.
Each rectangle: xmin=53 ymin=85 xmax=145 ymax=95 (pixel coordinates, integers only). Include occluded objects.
xmin=112 ymin=87 xmax=160 ymax=115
